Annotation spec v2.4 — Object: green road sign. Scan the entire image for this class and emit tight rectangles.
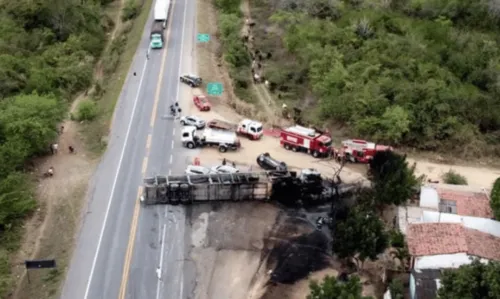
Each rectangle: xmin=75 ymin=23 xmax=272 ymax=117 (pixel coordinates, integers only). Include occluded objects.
xmin=207 ymin=82 xmax=223 ymax=96
xmin=197 ymin=33 xmax=210 ymax=43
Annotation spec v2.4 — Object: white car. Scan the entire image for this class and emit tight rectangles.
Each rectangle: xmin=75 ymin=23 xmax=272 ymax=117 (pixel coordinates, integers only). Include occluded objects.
xmin=185 ymin=165 xmax=211 ymax=175
xmin=180 ymin=115 xmax=205 ymax=129
xmin=211 ymin=165 xmax=239 ymax=174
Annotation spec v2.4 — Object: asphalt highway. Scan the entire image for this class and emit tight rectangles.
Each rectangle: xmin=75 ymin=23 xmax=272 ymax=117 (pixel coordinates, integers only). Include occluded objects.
xmin=60 ymin=0 xmax=198 ymax=298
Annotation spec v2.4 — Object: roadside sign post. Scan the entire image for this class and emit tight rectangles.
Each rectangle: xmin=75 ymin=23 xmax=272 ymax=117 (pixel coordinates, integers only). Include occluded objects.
xmin=24 ymin=259 xmax=57 ymax=284
xmin=207 ymin=83 xmax=223 ymax=96
xmin=197 ymin=33 xmax=210 ymax=43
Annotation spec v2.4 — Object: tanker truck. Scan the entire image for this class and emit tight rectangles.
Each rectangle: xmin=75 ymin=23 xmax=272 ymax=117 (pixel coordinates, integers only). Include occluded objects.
xmin=140 ymin=169 xmax=349 ymax=206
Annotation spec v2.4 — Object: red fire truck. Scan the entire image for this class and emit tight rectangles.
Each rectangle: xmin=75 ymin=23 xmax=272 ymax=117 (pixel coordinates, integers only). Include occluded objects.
xmin=280 ymin=125 xmax=333 ymax=158
xmin=338 ymin=139 xmax=392 ymax=163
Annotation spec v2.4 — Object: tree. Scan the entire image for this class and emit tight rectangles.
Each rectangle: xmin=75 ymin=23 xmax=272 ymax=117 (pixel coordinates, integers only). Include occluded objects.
xmin=491 ymin=177 xmax=500 ymax=220
xmin=389 ymin=230 xmax=409 ymax=271
xmin=266 ymin=5 xmax=500 ymax=156
xmin=368 ymin=151 xmax=421 ymax=208
xmin=438 ymin=259 xmax=500 ymax=299
xmin=332 ymin=206 xmax=388 ymax=269
xmin=307 ymin=275 xmax=372 ymax=299
xmin=389 ymin=279 xmax=404 ymax=299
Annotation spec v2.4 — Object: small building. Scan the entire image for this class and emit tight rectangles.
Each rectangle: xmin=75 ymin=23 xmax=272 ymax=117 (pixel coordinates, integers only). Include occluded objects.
xmin=398 ymin=184 xmax=492 ymax=234
xmin=407 ymin=222 xmax=500 ymax=270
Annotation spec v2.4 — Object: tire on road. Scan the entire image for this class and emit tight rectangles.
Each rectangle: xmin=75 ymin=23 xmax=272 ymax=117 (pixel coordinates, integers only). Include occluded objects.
xmin=219 ymin=145 xmax=228 ymax=153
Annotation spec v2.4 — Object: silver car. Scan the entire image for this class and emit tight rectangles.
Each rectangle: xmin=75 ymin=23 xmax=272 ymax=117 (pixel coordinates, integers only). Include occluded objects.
xmin=180 ymin=115 xmax=205 ymax=129
xmin=185 ymin=165 xmax=211 ymax=175
xmin=211 ymin=165 xmax=239 ymax=174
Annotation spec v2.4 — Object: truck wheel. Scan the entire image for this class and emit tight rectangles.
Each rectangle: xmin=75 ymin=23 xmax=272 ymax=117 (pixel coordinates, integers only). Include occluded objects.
xmin=312 ymin=151 xmax=320 ymax=158
xmin=187 ymin=142 xmax=195 ymax=149
xmin=219 ymin=146 xmax=227 ymax=153
xmin=292 ymin=147 xmax=298 ymax=152
xmin=284 ymin=144 xmax=290 ymax=150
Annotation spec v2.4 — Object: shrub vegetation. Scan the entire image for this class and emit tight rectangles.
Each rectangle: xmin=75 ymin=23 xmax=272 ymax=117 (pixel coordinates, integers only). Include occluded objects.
xmin=259 ymin=0 xmax=500 ymax=155
xmin=0 ymin=0 xmax=114 ymax=295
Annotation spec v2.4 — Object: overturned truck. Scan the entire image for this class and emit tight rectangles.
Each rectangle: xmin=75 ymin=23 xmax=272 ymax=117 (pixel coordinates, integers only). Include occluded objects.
xmin=140 ymin=169 xmax=346 ymax=206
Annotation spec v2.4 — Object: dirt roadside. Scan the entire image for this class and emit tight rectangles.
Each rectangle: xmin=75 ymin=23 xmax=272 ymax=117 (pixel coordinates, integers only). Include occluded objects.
xmin=8 ymin=1 xmax=131 ymax=298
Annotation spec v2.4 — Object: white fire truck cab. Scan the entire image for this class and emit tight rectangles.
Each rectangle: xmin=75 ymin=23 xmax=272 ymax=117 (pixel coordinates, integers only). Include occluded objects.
xmin=237 ymin=119 xmax=263 ymax=140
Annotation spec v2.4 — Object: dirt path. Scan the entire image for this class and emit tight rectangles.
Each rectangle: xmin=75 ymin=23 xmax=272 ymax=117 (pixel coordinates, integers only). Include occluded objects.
xmin=239 ymin=0 xmax=282 ymax=125
xmin=9 ymin=1 xmax=126 ymax=298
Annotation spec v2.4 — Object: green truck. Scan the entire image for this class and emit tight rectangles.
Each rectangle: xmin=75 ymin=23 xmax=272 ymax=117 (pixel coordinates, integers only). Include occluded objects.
xmin=150 ymin=22 xmax=164 ymax=49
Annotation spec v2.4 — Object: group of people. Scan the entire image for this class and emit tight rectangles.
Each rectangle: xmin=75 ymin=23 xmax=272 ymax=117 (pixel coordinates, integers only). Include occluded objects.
xmin=45 ymin=126 xmax=76 ymax=178
xmin=170 ymin=102 xmax=181 ymax=116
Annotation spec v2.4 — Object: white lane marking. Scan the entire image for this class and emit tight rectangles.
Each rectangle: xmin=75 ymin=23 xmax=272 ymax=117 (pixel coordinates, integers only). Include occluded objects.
xmin=169 ymin=155 xmax=173 ymax=164
xmin=155 ymin=224 xmax=167 ymax=299
xmin=171 ymin=140 xmax=174 ymax=149
xmin=173 ymin=128 xmax=175 ymax=136
xmin=168 ymin=170 xmax=172 ymax=175
xmin=174 ymin=0 xmax=188 ymax=104
xmin=176 ymin=3 xmax=189 ymax=298
xmin=84 ymin=60 xmax=149 ymax=299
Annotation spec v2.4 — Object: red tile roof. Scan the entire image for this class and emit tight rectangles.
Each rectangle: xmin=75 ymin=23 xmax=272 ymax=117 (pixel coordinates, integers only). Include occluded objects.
xmin=437 ymin=189 xmax=492 ymax=218
xmin=407 ymin=223 xmax=500 ymax=261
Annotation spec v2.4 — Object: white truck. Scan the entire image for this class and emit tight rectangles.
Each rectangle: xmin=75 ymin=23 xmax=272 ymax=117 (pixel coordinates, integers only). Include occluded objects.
xmin=154 ymin=0 xmax=170 ymax=23
xmin=207 ymin=118 xmax=263 ymax=140
xmin=181 ymin=126 xmax=240 ymax=152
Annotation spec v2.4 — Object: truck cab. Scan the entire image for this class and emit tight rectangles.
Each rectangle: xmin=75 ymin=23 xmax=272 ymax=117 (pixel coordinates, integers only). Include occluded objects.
xmin=237 ymin=119 xmax=263 ymax=140
xmin=181 ymin=126 xmax=201 ymax=149
xmin=150 ymin=22 xmax=164 ymax=49
xmin=339 ymin=139 xmax=392 ymax=163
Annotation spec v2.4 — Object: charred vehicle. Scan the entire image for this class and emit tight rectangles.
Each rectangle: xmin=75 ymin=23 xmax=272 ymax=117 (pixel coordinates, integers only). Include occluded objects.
xmin=140 ymin=169 xmax=343 ymax=206
xmin=256 ymin=153 xmax=288 ymax=171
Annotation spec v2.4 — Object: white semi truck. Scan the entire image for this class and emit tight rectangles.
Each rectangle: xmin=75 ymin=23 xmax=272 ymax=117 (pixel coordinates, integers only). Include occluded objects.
xmin=181 ymin=126 xmax=240 ymax=152
xmin=154 ymin=0 xmax=170 ymax=22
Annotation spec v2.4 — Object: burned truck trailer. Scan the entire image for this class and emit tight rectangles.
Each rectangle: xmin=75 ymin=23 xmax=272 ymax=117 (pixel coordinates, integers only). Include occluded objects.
xmin=140 ymin=169 xmax=340 ymax=206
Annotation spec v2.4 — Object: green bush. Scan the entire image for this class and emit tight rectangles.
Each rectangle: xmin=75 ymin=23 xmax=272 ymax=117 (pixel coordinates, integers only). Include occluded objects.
xmin=122 ymin=0 xmax=141 ymax=21
xmin=0 ymin=250 xmax=10 ymax=297
xmin=389 ymin=279 xmax=404 ymax=299
xmin=491 ymin=178 xmax=500 ymax=220
xmin=442 ymin=170 xmax=468 ymax=185
xmin=76 ymin=100 xmax=99 ymax=121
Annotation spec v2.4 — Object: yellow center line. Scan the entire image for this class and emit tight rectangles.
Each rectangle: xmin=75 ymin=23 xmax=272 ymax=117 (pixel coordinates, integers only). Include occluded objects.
xmin=141 ymin=157 xmax=149 ymax=174
xmin=118 ymin=0 xmax=177 ymax=297
xmin=146 ymin=133 xmax=153 ymax=150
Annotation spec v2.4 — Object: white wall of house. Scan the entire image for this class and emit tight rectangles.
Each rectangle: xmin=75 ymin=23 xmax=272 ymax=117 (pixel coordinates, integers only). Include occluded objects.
xmin=419 ymin=187 xmax=440 ymax=209
xmin=415 ymin=253 xmax=490 ymax=269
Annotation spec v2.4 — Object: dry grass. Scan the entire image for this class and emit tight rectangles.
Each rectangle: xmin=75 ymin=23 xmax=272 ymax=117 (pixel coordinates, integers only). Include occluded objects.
xmin=197 ymin=0 xmax=267 ymax=121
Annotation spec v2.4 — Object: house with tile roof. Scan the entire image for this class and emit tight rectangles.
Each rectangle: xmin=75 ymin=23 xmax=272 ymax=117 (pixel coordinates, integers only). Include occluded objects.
xmin=398 ymin=183 xmax=492 ymax=234
xmin=407 ymin=222 xmax=500 ymax=269
xmin=405 ymin=222 xmax=500 ymax=299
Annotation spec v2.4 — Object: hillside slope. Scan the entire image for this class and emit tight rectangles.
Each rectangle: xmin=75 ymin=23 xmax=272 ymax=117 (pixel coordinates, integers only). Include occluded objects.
xmin=247 ymin=0 xmax=500 ymax=157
